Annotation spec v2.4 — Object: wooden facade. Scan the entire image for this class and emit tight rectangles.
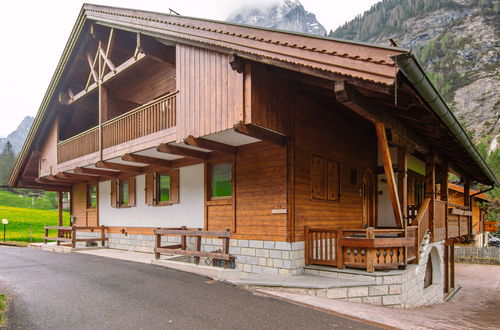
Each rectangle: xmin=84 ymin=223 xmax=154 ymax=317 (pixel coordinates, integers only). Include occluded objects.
xmin=9 ymin=5 xmax=497 ymax=278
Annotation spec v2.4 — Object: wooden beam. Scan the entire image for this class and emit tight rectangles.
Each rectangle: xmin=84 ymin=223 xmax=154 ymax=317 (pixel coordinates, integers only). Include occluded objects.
xmin=122 ymin=154 xmax=172 ymax=167
xmin=397 ymin=146 xmax=408 ymax=226
xmin=59 ymin=172 xmax=99 ymax=182
xmin=170 ymin=157 xmax=204 ymax=168
xmin=36 ymin=177 xmax=73 ymax=186
xmin=463 ymin=178 xmax=471 ymax=207
xmin=157 ymin=143 xmax=211 ymax=160
xmin=98 ymin=47 xmax=116 ymax=73
xmin=86 ymin=52 xmax=98 ymax=83
xmin=184 ymin=135 xmax=236 ymax=154
xmin=46 ymin=175 xmax=81 ymax=183
xmin=74 ymin=167 xmax=122 ymax=177
xmin=425 ymin=154 xmax=436 ymax=240
xmin=334 ymin=81 xmax=429 ymax=154
xmin=95 ymin=161 xmax=144 ymax=173
xmin=233 ymin=122 xmax=287 ymax=146
xmin=375 ymin=122 xmax=403 ymax=228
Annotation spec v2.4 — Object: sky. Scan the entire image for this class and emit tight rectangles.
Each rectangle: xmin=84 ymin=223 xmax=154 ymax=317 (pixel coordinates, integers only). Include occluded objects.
xmin=0 ymin=0 xmax=379 ymax=137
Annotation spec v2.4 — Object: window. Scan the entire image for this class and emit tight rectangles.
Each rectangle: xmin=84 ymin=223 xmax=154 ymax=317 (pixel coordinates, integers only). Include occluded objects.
xmin=87 ymin=184 xmax=97 ymax=208
xmin=210 ymin=163 xmax=232 ymax=198
xmin=110 ymin=177 xmax=136 ymax=208
xmin=119 ymin=180 xmax=129 ymax=206
xmin=145 ymin=170 xmax=179 ymax=206
xmin=311 ymin=155 xmax=340 ymax=202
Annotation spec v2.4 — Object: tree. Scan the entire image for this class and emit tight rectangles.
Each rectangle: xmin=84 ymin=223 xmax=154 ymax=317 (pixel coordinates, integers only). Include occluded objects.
xmin=0 ymin=141 xmax=16 ymax=185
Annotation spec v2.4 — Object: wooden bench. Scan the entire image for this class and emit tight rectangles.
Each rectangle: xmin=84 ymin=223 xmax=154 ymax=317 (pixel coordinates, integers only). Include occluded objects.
xmin=154 ymin=227 xmax=234 ymax=267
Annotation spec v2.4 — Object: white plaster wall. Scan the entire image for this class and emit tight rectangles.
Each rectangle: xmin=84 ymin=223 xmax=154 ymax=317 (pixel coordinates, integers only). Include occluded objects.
xmin=99 ymin=164 xmax=204 ymax=228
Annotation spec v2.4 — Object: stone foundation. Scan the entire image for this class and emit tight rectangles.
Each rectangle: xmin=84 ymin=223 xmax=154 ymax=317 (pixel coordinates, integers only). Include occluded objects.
xmin=76 ymin=231 xmax=305 ymax=275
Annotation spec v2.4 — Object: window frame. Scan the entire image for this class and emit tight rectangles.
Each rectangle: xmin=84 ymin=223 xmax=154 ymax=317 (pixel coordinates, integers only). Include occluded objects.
xmin=87 ymin=184 xmax=97 ymax=209
xmin=207 ymin=160 xmax=233 ymax=201
xmin=310 ymin=154 xmax=341 ymax=202
xmin=156 ymin=171 xmax=173 ymax=206
xmin=118 ymin=179 xmax=130 ymax=208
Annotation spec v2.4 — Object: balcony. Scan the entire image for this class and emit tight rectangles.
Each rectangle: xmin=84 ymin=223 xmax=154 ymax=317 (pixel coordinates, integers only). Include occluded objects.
xmin=57 ymin=91 xmax=177 ymax=164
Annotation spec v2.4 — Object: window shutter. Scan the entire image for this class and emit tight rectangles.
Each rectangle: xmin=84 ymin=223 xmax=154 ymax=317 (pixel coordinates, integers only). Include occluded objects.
xmin=170 ymin=169 xmax=180 ymax=204
xmin=327 ymin=160 xmax=340 ymax=201
xmin=311 ymin=155 xmax=326 ymax=200
xmin=145 ymin=173 xmax=156 ymax=206
xmin=128 ymin=176 xmax=136 ymax=207
xmin=110 ymin=179 xmax=117 ymax=208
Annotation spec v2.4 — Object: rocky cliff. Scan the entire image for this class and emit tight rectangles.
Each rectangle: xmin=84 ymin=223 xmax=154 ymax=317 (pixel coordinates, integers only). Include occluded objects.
xmin=227 ymin=0 xmax=327 ymax=36
xmin=0 ymin=116 xmax=34 ymax=154
xmin=330 ymin=0 xmax=499 ymax=144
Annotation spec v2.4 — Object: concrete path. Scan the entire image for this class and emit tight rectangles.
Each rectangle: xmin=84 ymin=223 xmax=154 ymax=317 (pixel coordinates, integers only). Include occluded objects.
xmin=0 ymin=247 xmax=383 ymax=330
xmin=259 ymin=263 xmax=500 ymax=330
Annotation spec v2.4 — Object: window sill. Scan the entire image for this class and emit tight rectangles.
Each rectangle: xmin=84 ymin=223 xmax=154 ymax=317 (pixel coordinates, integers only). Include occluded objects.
xmin=156 ymin=202 xmax=174 ymax=206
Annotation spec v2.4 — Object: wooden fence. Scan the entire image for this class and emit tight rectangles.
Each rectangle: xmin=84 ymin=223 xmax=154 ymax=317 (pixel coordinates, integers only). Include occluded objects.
xmin=44 ymin=225 xmax=107 ymax=248
xmin=154 ymin=227 xmax=234 ymax=267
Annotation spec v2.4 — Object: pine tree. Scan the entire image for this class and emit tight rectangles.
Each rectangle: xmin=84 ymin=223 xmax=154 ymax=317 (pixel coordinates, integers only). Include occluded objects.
xmin=0 ymin=141 xmax=16 ymax=185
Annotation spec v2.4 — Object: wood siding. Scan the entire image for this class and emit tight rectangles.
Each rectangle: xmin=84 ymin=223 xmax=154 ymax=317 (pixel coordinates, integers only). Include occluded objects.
xmin=176 ymin=44 xmax=244 ymax=141
xmin=249 ymin=64 xmax=291 ymax=135
xmin=39 ymin=121 xmax=58 ymax=177
xmin=293 ymin=94 xmax=378 ymax=241
xmin=207 ymin=141 xmax=288 ymax=241
xmin=72 ymin=183 xmax=98 ymax=227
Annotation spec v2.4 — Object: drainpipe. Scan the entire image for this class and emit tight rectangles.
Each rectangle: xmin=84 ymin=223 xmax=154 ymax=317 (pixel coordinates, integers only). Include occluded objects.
xmin=392 ymin=53 xmax=498 ymax=187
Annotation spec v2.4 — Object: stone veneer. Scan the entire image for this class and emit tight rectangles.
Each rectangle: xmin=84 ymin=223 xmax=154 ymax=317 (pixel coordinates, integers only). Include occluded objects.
xmin=304 ymin=232 xmax=445 ymax=308
xmin=76 ymin=231 xmax=305 ymax=275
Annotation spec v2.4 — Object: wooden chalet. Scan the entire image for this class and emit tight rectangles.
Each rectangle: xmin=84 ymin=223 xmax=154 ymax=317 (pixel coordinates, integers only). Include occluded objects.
xmin=9 ymin=4 xmax=498 ymax=307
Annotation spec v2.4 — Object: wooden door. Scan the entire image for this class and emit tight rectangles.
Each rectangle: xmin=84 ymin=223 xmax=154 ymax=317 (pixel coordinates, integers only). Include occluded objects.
xmin=362 ymin=169 xmax=376 ymax=228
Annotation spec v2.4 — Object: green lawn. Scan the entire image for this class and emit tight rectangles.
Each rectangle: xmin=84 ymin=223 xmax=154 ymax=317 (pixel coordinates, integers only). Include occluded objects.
xmin=0 ymin=190 xmax=56 ymax=210
xmin=0 ymin=205 xmax=70 ymax=242
xmin=0 ymin=294 xmax=6 ymax=326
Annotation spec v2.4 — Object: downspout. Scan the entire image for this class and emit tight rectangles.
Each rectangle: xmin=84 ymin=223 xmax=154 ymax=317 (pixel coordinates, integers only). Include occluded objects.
xmin=392 ymin=53 xmax=498 ymax=187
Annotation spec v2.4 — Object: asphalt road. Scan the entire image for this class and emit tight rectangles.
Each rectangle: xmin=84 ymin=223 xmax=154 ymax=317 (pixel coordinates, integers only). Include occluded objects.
xmin=0 ymin=247 xmax=383 ymax=330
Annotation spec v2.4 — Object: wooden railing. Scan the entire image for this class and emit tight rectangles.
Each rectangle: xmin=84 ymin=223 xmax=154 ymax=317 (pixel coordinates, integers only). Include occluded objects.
xmin=154 ymin=227 xmax=234 ymax=267
xmin=447 ymin=204 xmax=472 ymax=238
xmin=57 ymin=126 xmax=99 ymax=163
xmin=44 ymin=225 xmax=108 ymax=248
xmin=434 ymin=200 xmax=447 ymax=241
xmin=413 ymin=198 xmax=431 ymax=255
xmin=305 ymin=227 xmax=416 ymax=272
xmin=57 ymin=91 xmax=177 ymax=163
xmin=102 ymin=91 xmax=177 ymax=148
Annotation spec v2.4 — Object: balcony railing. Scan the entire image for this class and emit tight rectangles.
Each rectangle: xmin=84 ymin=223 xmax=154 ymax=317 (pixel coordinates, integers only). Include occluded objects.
xmin=57 ymin=91 xmax=177 ymax=164
xmin=57 ymin=127 xmax=99 ymax=163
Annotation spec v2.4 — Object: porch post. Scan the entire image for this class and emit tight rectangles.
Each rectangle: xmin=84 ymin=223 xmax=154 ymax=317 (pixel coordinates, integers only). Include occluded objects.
xmin=463 ymin=178 xmax=471 ymax=235
xmin=375 ymin=122 xmax=403 ymax=228
xmin=425 ymin=154 xmax=436 ymax=240
xmin=441 ymin=165 xmax=449 ymax=239
xmin=397 ymin=146 xmax=408 ymax=227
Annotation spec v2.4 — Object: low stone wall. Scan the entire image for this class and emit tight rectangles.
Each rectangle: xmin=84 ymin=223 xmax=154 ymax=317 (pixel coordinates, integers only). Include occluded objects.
xmin=76 ymin=231 xmax=305 ymax=275
xmin=454 ymin=246 xmax=500 ymax=265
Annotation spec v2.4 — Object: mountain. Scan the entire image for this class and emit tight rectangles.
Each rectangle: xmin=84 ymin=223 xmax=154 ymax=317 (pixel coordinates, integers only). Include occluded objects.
xmin=0 ymin=116 xmax=34 ymax=154
xmin=227 ymin=0 xmax=327 ymax=36
xmin=330 ymin=0 xmax=499 ymax=144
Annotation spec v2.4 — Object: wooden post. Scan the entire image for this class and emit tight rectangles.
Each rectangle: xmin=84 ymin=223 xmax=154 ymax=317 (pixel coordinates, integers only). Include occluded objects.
xmin=58 ymin=191 xmax=63 ymax=227
xmin=154 ymin=228 xmax=161 ymax=260
xmin=44 ymin=227 xmax=48 ymax=244
xmin=464 ymin=178 xmax=471 ymax=235
xmin=305 ymin=226 xmax=310 ymax=266
xmin=375 ymin=122 xmax=403 ymax=228
xmin=441 ymin=166 xmax=449 ymax=238
xmin=101 ymin=225 xmax=105 ymax=246
xmin=444 ymin=244 xmax=449 ymax=294
xmin=181 ymin=226 xmax=187 ymax=250
xmin=425 ymin=154 xmax=436 ymax=241
xmin=194 ymin=234 xmax=202 ymax=265
xmin=336 ymin=228 xmax=344 ymax=269
xmin=366 ymin=228 xmax=375 ymax=272
xmin=71 ymin=226 xmax=76 ymax=248
xmin=397 ymin=147 xmax=408 ymax=227
xmin=450 ymin=242 xmax=455 ymax=289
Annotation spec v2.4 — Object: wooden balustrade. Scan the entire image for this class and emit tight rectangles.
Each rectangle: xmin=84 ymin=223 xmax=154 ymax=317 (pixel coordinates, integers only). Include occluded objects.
xmin=305 ymin=227 xmax=415 ymax=272
xmin=434 ymin=200 xmax=447 ymax=241
xmin=57 ymin=127 xmax=99 ymax=163
xmin=44 ymin=225 xmax=108 ymax=248
xmin=154 ymin=226 xmax=234 ymax=267
xmin=57 ymin=92 xmax=177 ymax=164
xmin=103 ymin=91 xmax=177 ymax=148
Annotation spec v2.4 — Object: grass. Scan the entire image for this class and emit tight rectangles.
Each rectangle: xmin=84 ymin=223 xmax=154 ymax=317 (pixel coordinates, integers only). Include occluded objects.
xmin=0 ymin=190 xmax=56 ymax=210
xmin=0 ymin=294 xmax=6 ymax=326
xmin=0 ymin=205 xmax=70 ymax=243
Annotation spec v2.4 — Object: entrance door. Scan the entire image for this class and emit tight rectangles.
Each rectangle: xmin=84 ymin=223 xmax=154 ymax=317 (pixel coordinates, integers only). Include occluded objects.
xmin=362 ymin=169 xmax=376 ymax=228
